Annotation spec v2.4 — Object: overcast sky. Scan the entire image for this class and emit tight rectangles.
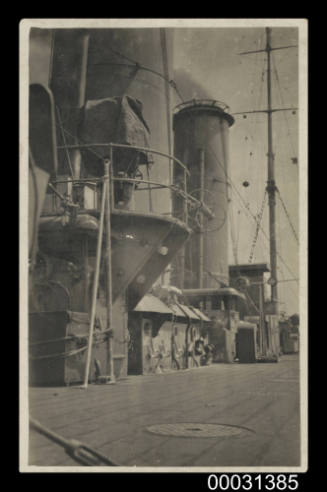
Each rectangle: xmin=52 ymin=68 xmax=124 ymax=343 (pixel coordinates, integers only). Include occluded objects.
xmin=28 ymin=24 xmax=300 ymax=315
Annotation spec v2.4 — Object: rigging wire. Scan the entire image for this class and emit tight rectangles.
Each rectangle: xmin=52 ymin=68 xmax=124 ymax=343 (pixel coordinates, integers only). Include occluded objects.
xmin=56 ymin=125 xmax=106 ymax=161
xmin=275 ymin=177 xmax=299 ymax=306
xmin=262 ymin=50 xmax=298 ymax=300
xmin=90 ymin=45 xmax=185 ymax=103
xmin=276 ymin=188 xmax=299 ymax=244
xmin=55 ymin=106 xmax=74 ymax=179
xmin=248 ymin=190 xmax=267 ymax=263
xmin=230 ymin=44 xmax=267 ymax=265
xmin=51 ymin=35 xmax=299 ymax=291
xmin=276 ymin=201 xmax=299 ymax=309
xmin=244 ymin=289 xmax=261 ymax=315
xmin=252 ymin=56 xmax=267 ymax=186
xmin=276 ymin=195 xmax=286 ymax=307
xmin=247 ymin=39 xmax=266 ymax=180
xmin=209 ymin=60 xmax=298 ymax=280
xmin=271 ymin=52 xmax=297 ymax=159
xmin=229 ymin=204 xmax=239 ymax=264
xmin=207 ymin=143 xmax=298 ymax=282
xmin=231 ymin=35 xmax=299 ymax=284
xmin=235 ymin=209 xmax=241 ymax=258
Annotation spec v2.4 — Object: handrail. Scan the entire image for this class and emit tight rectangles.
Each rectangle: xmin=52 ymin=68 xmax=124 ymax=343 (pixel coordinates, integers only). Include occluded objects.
xmin=174 ymin=99 xmax=231 ymax=114
xmin=57 ymin=142 xmax=190 ymax=177
xmin=49 ymin=175 xmax=215 ymax=220
xmin=53 ymin=142 xmax=215 ymax=221
xmin=111 ymin=177 xmax=214 ymax=219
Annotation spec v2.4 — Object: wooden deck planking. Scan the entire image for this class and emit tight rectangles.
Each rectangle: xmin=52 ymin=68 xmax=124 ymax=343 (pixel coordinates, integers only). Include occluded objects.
xmin=92 ymin=391 xmax=262 ymax=466
xmin=28 ymin=356 xmax=301 ymax=467
xmin=120 ymin=393 xmax=293 ymax=466
xmin=29 ymin=368 xmax=247 ymax=428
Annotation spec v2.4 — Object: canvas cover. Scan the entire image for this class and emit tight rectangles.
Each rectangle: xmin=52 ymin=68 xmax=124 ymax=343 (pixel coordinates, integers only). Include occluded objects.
xmin=79 ymin=95 xmax=152 ymax=176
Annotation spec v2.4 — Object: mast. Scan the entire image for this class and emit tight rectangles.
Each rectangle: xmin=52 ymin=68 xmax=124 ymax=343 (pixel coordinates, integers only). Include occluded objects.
xmin=266 ymin=27 xmax=278 ymax=313
xmin=238 ymin=27 xmax=298 ymax=315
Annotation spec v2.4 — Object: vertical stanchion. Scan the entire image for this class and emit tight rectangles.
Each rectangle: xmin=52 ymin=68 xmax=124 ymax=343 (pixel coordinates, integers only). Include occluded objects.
xmin=83 ymin=236 xmax=89 ymax=311
xmin=146 ymin=163 xmax=153 ymax=212
xmin=104 ymin=158 xmax=115 ymax=383
xmin=179 ymin=168 xmax=188 ymax=288
xmin=259 ymin=283 xmax=266 ymax=356
xmin=82 ymin=177 xmax=107 ymax=389
xmin=199 ymin=148 xmax=205 ymax=289
xmin=109 ymin=146 xmax=115 ymax=210
xmin=183 ymin=168 xmax=188 ymax=225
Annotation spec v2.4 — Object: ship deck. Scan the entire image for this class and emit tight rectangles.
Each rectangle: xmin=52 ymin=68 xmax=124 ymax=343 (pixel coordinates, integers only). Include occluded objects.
xmin=27 ymin=354 xmax=301 ymax=469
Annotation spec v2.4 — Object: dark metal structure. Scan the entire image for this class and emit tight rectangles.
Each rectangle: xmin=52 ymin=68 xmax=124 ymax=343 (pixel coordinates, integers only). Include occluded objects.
xmin=29 ymin=29 xmax=214 ymax=386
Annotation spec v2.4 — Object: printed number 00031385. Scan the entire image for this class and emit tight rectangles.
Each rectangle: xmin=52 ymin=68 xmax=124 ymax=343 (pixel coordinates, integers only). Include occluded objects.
xmin=207 ymin=474 xmax=299 ymax=491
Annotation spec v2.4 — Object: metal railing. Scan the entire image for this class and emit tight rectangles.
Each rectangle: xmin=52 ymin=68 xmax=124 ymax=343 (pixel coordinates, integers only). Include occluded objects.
xmin=53 ymin=142 xmax=215 ymax=225
xmin=173 ymin=99 xmax=231 ymax=115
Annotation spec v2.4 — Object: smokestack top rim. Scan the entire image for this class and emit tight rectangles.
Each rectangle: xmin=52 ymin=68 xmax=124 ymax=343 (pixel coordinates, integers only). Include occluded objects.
xmin=173 ymin=99 xmax=234 ymax=127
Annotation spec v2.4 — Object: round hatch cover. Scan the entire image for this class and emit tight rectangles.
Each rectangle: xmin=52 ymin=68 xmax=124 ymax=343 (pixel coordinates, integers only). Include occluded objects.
xmin=146 ymin=423 xmax=253 ymax=438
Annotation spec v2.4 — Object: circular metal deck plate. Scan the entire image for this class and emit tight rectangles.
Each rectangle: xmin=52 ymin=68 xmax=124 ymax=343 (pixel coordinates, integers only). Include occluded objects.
xmin=147 ymin=423 xmax=252 ymax=438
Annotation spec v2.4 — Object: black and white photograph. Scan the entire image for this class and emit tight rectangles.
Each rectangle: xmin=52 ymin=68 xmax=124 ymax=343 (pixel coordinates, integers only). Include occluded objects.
xmin=20 ymin=18 xmax=307 ymax=473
